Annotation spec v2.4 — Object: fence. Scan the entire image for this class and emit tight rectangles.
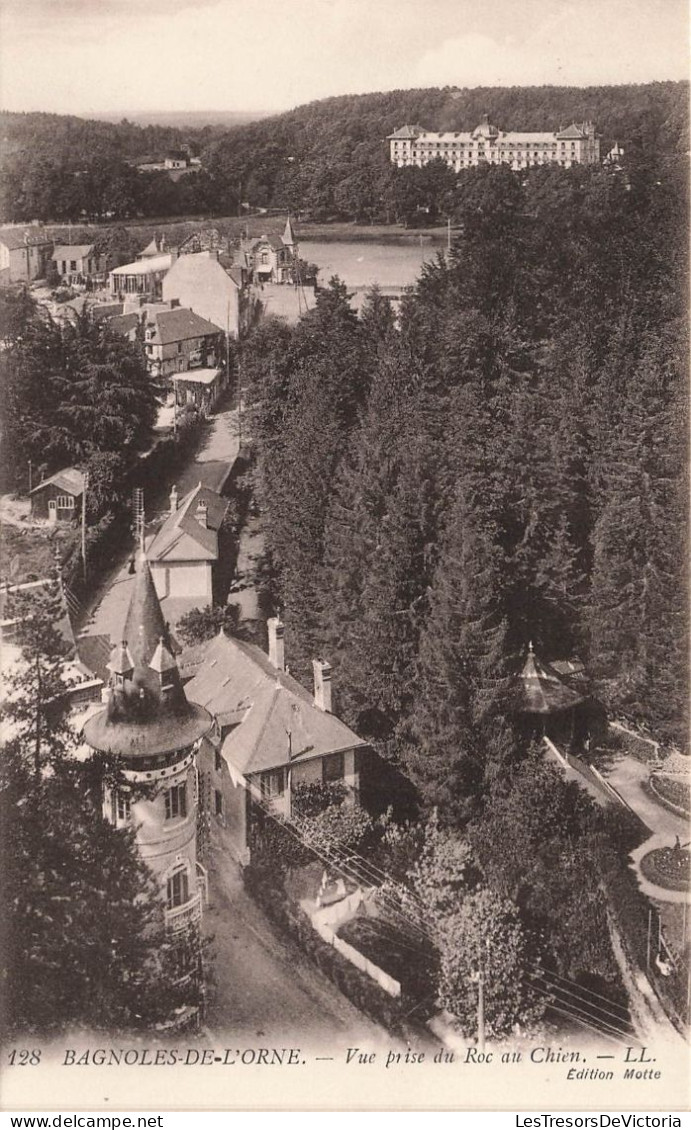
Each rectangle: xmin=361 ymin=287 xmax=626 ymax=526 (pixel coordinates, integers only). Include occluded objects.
xmin=305 ymin=891 xmax=401 ymax=999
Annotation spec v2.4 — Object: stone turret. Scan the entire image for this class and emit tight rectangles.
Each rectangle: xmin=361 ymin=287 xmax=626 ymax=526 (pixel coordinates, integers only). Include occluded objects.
xmin=83 ymin=551 xmax=211 ymax=939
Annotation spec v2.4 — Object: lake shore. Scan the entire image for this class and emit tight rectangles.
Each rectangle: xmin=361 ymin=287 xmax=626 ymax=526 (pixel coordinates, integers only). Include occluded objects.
xmin=39 ymin=214 xmax=449 ymax=247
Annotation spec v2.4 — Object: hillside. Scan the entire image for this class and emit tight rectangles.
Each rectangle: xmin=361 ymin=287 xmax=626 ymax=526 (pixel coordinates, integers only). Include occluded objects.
xmin=203 ymin=81 xmax=689 ymax=218
xmin=0 ymin=82 xmax=687 ymax=225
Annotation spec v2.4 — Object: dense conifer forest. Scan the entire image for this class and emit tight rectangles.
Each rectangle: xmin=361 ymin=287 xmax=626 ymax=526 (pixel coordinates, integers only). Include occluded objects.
xmin=243 ymin=153 xmax=688 ymax=817
xmin=1 ymin=81 xmax=687 ymax=222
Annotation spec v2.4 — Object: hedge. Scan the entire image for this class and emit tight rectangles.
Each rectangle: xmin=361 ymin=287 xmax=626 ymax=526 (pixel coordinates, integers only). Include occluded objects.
xmin=242 ymin=865 xmax=426 ymax=1036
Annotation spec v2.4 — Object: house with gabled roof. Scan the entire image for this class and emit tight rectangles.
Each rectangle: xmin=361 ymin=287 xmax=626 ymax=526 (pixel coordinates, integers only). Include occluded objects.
xmin=239 ymin=217 xmax=297 ymax=285
xmin=30 ymin=467 xmax=85 ymax=522
xmin=51 ymin=243 xmax=107 ymax=285
xmin=147 ymin=483 xmax=230 ymax=605
xmin=0 ymin=227 xmax=53 ymax=285
xmin=182 ymin=618 xmax=369 ymax=863
xmin=143 ymin=305 xmax=224 ymax=378
xmin=162 ymin=251 xmax=241 ymax=340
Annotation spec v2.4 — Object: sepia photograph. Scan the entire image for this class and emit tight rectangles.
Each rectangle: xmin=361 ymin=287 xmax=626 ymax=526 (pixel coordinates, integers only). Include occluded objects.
xmin=0 ymin=0 xmax=689 ymax=1116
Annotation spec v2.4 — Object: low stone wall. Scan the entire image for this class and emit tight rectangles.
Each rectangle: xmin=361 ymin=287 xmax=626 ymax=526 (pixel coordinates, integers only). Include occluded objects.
xmin=304 ymin=892 xmax=401 ymax=999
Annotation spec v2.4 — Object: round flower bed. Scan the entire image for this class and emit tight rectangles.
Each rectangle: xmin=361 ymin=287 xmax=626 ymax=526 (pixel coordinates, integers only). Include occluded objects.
xmin=639 ymin=846 xmax=691 ymax=892
xmin=649 ymin=774 xmax=691 ymax=817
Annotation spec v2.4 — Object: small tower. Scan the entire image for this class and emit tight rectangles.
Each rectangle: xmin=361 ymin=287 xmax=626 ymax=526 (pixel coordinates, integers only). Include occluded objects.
xmin=282 ymin=216 xmax=296 ymax=249
xmin=84 ymin=553 xmax=211 ymax=941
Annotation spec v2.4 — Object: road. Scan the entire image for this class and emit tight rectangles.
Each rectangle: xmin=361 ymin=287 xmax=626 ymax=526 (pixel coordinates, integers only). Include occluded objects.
xmin=202 ymin=831 xmax=390 ymax=1052
xmin=80 ymin=398 xmax=240 ymax=643
xmin=603 ymin=754 xmax=690 ymax=906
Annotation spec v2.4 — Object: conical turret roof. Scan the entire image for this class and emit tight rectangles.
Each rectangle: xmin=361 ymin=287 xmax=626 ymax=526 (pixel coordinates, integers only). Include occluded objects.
xmin=517 ymin=642 xmax=585 ymax=715
xmin=282 ymin=216 xmax=296 ymax=247
xmin=83 ymin=552 xmax=210 ymax=758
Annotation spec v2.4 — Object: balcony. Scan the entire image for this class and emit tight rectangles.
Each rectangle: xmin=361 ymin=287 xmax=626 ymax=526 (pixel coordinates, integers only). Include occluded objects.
xmin=165 ymin=890 xmax=202 ymax=936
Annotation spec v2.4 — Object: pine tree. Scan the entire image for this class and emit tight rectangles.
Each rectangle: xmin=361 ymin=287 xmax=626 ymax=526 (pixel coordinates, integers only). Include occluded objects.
xmin=1 ymin=746 xmax=194 ymax=1036
xmin=401 ymin=484 xmax=517 ymax=824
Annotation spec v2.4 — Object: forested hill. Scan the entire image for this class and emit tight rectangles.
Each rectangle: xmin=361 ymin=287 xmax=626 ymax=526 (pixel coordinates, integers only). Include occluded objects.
xmin=0 ymin=81 xmax=687 ymax=224
xmin=202 ymin=81 xmax=688 ymax=215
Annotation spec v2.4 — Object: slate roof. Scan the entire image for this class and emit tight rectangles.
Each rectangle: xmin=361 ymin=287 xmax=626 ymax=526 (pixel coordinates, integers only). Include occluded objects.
xmin=147 ymin=484 xmax=228 ymax=564
xmin=82 ymin=552 xmax=211 ymax=758
xmin=517 ymin=644 xmax=585 ymax=715
xmin=387 ymin=125 xmax=424 ymax=139
xmin=171 ymin=368 xmax=222 ymax=386
xmin=30 ymin=467 xmax=85 ymax=496
xmin=147 ymin=307 xmax=224 ymax=345
xmin=282 ymin=217 xmax=296 ymax=246
xmin=108 ymin=312 xmax=140 ymax=337
xmin=556 ymin=124 xmax=587 ymax=140
xmin=184 ymin=630 xmax=367 ymax=777
xmin=0 ymin=228 xmax=53 ymax=250
xmin=76 ymin=633 xmax=111 ymax=684
xmin=52 ymin=244 xmax=94 ymax=261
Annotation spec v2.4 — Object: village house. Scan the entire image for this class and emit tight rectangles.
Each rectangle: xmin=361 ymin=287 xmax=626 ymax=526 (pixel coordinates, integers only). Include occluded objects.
xmin=162 ymin=251 xmax=241 ymax=340
xmin=147 ymin=483 xmax=231 ymax=606
xmin=30 ymin=467 xmax=85 ymax=522
xmin=142 ymin=305 xmax=224 ymax=378
xmin=0 ymin=227 xmax=53 ymax=285
xmin=51 ymin=244 xmax=108 ymax=287
xmin=171 ymin=367 xmax=226 ymax=415
xmin=388 ymin=116 xmax=600 ymax=171
xmin=239 ymin=217 xmax=296 ymax=285
xmin=181 ymin=618 xmax=369 ymax=864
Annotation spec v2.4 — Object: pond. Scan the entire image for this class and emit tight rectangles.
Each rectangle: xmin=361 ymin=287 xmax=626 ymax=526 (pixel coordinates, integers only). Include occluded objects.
xmin=299 ymin=238 xmax=442 ymax=290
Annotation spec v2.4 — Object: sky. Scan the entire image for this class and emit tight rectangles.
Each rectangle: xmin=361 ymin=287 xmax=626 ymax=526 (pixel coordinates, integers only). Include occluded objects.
xmin=0 ymin=0 xmax=688 ymax=118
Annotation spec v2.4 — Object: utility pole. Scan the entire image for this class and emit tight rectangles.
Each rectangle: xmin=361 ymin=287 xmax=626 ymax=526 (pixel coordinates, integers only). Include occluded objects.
xmin=471 ymin=969 xmax=485 ymax=1051
xmin=646 ymin=907 xmax=653 ymax=973
xmin=237 ymin=357 xmax=243 ymax=452
xmin=81 ymin=472 xmax=88 ymax=585
xmin=477 ymin=972 xmax=485 ymax=1052
xmin=28 ymin=460 xmax=32 ymax=494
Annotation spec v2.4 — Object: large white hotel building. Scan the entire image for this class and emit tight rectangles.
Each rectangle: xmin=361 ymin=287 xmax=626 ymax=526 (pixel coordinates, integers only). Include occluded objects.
xmin=387 ymin=115 xmax=600 ymax=172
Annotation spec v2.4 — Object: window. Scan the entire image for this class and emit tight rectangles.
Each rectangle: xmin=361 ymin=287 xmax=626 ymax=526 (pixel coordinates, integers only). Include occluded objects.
xmin=56 ymin=495 xmax=75 ymax=509
xmin=61 ymin=260 xmax=67 ymax=273
xmin=70 ymin=260 xmax=77 ymax=272
xmin=116 ymin=791 xmax=131 ymax=821
xmin=323 ymin=751 xmax=345 ymax=783
xmin=166 ymin=868 xmax=189 ymax=909
xmin=260 ymin=769 xmax=286 ymax=799
xmin=215 ymin=748 xmax=223 ymax=773
xmin=164 ymin=783 xmax=187 ymax=820
xmin=215 ymin=789 xmax=223 ymax=816
xmin=177 ymin=342 xmax=183 ymax=354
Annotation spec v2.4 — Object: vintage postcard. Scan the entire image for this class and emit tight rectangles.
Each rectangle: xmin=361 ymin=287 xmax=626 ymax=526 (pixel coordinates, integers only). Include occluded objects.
xmin=0 ymin=0 xmax=689 ymax=1115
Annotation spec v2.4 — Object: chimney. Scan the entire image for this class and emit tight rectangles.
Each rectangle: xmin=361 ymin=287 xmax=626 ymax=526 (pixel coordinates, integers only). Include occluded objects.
xmin=312 ymin=659 xmax=332 ymax=713
xmin=169 ymin=485 xmax=178 ymax=513
xmin=267 ymin=616 xmax=285 ymax=671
